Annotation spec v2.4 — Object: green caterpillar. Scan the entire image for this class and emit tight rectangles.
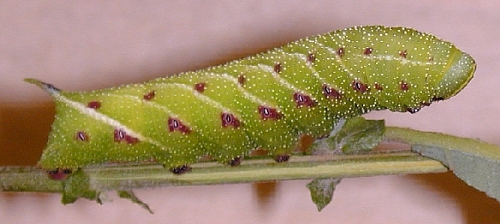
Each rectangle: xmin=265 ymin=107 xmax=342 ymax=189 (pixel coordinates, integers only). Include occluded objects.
xmin=26 ymin=25 xmax=475 ymax=178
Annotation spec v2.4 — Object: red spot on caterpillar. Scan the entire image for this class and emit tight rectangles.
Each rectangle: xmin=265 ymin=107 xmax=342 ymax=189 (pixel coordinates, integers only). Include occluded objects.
xmin=114 ymin=129 xmax=139 ymax=144
xmin=273 ymin=62 xmax=281 ymax=73
xmin=124 ymin=135 xmax=139 ymax=144
xmin=221 ymin=112 xmax=241 ymax=128
xmin=322 ymin=84 xmax=342 ymax=99
xmin=374 ymin=83 xmax=384 ymax=90
xmin=114 ymin=129 xmax=126 ymax=142
xmin=399 ymin=50 xmax=407 ymax=58
xmin=293 ymin=92 xmax=316 ymax=107
xmin=400 ymin=81 xmax=410 ymax=91
xmin=87 ymin=101 xmax=101 ymax=109
xmin=194 ymin=82 xmax=206 ymax=93
xmin=46 ymin=169 xmax=72 ymax=180
xmin=352 ymin=80 xmax=368 ymax=93
xmin=307 ymin=53 xmax=316 ymax=63
xmin=143 ymin=90 xmax=155 ymax=100
xmin=363 ymin=47 xmax=373 ymax=55
xmin=428 ymin=56 xmax=434 ymax=62
xmin=75 ymin=131 xmax=88 ymax=142
xmin=337 ymin=47 xmax=344 ymax=58
xmin=238 ymin=74 xmax=246 ymax=86
xmin=168 ymin=117 xmax=191 ymax=134
xmin=258 ymin=106 xmax=281 ymax=120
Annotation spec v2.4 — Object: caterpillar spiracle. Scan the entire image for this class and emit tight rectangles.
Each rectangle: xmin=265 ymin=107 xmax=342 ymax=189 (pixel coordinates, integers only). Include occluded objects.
xmin=26 ymin=25 xmax=475 ymax=178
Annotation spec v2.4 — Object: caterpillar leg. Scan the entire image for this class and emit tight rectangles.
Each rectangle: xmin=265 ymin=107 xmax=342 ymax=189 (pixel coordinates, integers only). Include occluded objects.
xmin=228 ymin=156 xmax=242 ymax=167
xmin=46 ymin=168 xmax=73 ymax=180
xmin=273 ymin=154 xmax=291 ymax=163
xmin=169 ymin=165 xmax=192 ymax=175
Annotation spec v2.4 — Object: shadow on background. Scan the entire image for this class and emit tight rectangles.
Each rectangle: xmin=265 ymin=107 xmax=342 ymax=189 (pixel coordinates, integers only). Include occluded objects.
xmin=253 ymin=182 xmax=279 ymax=210
xmin=0 ymin=102 xmax=54 ymax=166
xmin=408 ymin=173 xmax=500 ymax=223
xmin=2 ymin=102 xmax=500 ymax=224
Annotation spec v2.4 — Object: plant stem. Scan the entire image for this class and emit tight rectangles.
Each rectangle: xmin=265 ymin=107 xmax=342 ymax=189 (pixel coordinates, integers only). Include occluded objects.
xmin=7 ymin=126 xmax=497 ymax=193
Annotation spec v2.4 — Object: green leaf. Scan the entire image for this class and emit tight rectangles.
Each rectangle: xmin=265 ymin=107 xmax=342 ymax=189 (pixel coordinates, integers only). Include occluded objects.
xmin=307 ymin=178 xmax=342 ymax=211
xmin=61 ymin=169 xmax=102 ymax=204
xmin=118 ymin=190 xmax=153 ymax=214
xmin=327 ymin=117 xmax=385 ymax=154
xmin=385 ymin=127 xmax=500 ymax=203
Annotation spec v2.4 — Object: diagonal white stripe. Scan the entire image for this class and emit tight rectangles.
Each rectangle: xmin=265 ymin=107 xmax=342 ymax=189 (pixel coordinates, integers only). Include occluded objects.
xmin=256 ymin=64 xmax=315 ymax=96
xmin=154 ymin=82 xmax=237 ymax=114
xmin=215 ymin=73 xmax=279 ymax=108
xmin=51 ymin=91 xmax=167 ymax=150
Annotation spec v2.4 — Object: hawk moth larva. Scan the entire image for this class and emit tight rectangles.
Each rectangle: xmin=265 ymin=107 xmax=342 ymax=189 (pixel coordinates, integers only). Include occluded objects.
xmin=26 ymin=25 xmax=476 ymax=178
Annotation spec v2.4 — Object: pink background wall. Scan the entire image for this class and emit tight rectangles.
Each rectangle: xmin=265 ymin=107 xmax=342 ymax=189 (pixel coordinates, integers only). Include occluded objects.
xmin=1 ymin=1 xmax=499 ymax=223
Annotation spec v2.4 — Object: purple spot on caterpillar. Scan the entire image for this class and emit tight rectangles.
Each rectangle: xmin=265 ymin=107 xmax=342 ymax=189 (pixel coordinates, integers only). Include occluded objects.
xmin=170 ymin=165 xmax=192 ymax=174
xmin=46 ymin=169 xmax=72 ymax=180
xmin=363 ymin=47 xmax=373 ymax=55
xmin=273 ymin=62 xmax=281 ymax=73
xmin=399 ymin=50 xmax=407 ymax=58
xmin=168 ymin=117 xmax=191 ymax=134
xmin=221 ymin=112 xmax=241 ymax=128
xmin=322 ymin=84 xmax=342 ymax=99
xmin=258 ymin=106 xmax=282 ymax=120
xmin=114 ymin=129 xmax=139 ymax=144
xmin=352 ymin=80 xmax=368 ymax=93
xmin=75 ymin=131 xmax=88 ymax=142
xmin=114 ymin=129 xmax=126 ymax=142
xmin=125 ymin=135 xmax=139 ymax=144
xmin=143 ymin=90 xmax=155 ymax=100
xmin=374 ymin=83 xmax=384 ymax=91
xmin=194 ymin=82 xmax=206 ymax=93
xmin=400 ymin=81 xmax=410 ymax=91
xmin=238 ymin=74 xmax=246 ymax=86
xmin=293 ymin=92 xmax=316 ymax=107
xmin=337 ymin=47 xmax=344 ymax=58
xmin=87 ymin=101 xmax=101 ymax=109
xmin=307 ymin=53 xmax=316 ymax=63
xmin=274 ymin=154 xmax=290 ymax=163
xmin=228 ymin=157 xmax=241 ymax=166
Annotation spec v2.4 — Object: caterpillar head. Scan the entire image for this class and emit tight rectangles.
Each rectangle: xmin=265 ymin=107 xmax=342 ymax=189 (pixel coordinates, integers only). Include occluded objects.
xmin=434 ymin=52 xmax=476 ymax=101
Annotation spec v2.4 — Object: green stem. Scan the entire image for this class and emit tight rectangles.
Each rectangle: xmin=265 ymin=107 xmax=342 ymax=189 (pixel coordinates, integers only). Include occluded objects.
xmin=4 ymin=126 xmax=499 ymax=194
xmin=1 ymin=152 xmax=446 ymax=193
